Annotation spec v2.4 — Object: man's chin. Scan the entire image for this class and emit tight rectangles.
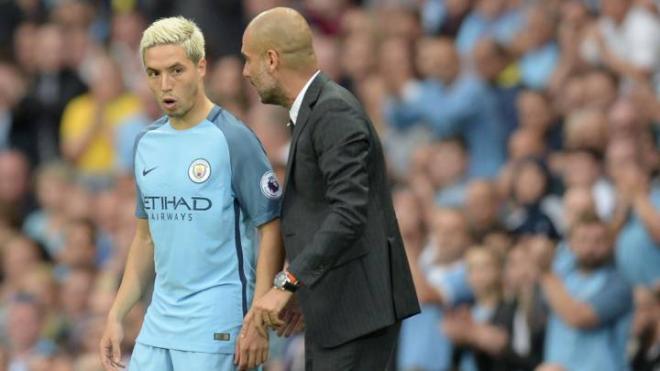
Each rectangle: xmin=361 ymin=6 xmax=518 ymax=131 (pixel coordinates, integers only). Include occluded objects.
xmin=165 ymin=109 xmax=183 ymax=118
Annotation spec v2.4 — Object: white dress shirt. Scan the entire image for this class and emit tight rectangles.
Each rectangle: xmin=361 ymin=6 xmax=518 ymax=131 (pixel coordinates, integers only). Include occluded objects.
xmin=288 ymin=70 xmax=320 ymax=126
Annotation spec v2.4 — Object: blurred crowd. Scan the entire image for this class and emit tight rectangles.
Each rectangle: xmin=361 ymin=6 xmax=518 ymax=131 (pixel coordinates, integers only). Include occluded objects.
xmin=0 ymin=0 xmax=659 ymax=370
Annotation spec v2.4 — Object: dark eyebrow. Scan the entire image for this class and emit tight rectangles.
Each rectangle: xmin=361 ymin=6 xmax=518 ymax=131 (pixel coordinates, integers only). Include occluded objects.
xmin=146 ymin=63 xmax=185 ymax=73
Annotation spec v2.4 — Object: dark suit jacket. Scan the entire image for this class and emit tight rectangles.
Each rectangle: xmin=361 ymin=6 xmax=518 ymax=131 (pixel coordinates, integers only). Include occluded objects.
xmin=282 ymin=73 xmax=420 ymax=348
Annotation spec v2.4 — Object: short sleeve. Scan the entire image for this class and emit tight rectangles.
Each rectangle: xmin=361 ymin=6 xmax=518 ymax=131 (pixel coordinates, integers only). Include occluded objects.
xmin=586 ymin=270 xmax=633 ymax=325
xmin=222 ymin=117 xmax=282 ymax=226
xmin=132 ymin=118 xmax=165 ymax=220
xmin=135 ymin=185 xmax=147 ymax=219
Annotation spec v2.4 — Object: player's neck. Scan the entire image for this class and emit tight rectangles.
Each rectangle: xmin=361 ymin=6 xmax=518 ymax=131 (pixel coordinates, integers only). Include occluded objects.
xmin=169 ymin=95 xmax=214 ymax=130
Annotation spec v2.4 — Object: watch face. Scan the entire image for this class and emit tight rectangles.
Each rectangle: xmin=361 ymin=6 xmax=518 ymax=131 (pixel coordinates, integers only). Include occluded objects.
xmin=274 ymin=272 xmax=286 ymax=288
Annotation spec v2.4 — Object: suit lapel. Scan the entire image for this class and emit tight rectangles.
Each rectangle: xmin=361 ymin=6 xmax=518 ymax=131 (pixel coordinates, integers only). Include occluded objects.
xmin=284 ymin=73 xmax=328 ymax=187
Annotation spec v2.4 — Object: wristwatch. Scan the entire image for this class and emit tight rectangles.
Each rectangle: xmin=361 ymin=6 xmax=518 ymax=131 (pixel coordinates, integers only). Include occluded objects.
xmin=273 ymin=270 xmax=299 ymax=292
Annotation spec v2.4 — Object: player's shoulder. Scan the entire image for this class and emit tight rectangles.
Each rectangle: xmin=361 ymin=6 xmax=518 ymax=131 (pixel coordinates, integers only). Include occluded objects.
xmin=134 ymin=115 xmax=168 ymax=147
xmin=206 ymin=105 xmax=260 ymax=145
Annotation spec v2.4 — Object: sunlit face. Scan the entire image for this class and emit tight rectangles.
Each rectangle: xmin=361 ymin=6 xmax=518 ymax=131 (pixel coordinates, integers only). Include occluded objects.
xmin=143 ymin=44 xmax=205 ymax=118
xmin=241 ymin=31 xmax=282 ymax=105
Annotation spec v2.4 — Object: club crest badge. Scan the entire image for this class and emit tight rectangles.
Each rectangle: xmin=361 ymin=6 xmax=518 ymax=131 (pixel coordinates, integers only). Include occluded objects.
xmin=188 ymin=159 xmax=211 ymax=183
xmin=260 ymin=171 xmax=282 ymax=199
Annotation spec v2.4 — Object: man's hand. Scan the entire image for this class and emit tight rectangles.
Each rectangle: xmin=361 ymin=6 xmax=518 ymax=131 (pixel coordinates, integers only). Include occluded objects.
xmin=277 ymin=294 xmax=304 ymax=337
xmin=251 ymin=288 xmax=293 ymax=336
xmin=235 ymin=310 xmax=269 ymax=370
xmin=99 ymin=318 xmax=125 ymax=371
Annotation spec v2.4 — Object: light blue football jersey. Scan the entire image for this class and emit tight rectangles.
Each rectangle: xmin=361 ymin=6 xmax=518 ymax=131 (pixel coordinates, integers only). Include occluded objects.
xmin=132 ymin=105 xmax=282 ymax=354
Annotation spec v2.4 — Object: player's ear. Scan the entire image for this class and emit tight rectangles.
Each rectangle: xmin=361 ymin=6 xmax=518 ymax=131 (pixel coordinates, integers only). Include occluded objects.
xmin=197 ymin=57 xmax=207 ymax=77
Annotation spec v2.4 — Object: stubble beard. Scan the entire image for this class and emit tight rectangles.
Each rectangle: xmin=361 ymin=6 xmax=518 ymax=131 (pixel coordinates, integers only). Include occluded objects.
xmin=258 ymin=79 xmax=289 ymax=107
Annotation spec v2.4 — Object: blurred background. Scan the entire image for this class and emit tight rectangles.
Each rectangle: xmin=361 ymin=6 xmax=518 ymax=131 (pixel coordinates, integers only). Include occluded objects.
xmin=0 ymin=0 xmax=659 ymax=370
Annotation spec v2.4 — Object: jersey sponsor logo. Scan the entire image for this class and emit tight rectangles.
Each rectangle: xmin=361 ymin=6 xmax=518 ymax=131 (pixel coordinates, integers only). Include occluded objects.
xmin=260 ymin=171 xmax=282 ymax=199
xmin=142 ymin=166 xmax=158 ymax=176
xmin=143 ymin=195 xmax=212 ymax=222
xmin=143 ymin=196 xmax=212 ymax=211
xmin=188 ymin=158 xmax=211 ymax=183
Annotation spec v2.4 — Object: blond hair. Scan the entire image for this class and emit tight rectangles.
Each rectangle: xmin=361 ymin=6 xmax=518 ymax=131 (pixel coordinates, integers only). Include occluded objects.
xmin=139 ymin=16 xmax=205 ymax=64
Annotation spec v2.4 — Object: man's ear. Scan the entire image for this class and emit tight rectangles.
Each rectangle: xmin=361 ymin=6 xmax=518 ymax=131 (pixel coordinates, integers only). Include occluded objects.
xmin=265 ymin=49 xmax=280 ymax=72
xmin=198 ymin=57 xmax=207 ymax=77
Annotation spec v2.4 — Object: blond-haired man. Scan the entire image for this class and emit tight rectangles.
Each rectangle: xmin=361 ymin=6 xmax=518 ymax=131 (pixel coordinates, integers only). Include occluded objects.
xmin=99 ymin=16 xmax=284 ymax=371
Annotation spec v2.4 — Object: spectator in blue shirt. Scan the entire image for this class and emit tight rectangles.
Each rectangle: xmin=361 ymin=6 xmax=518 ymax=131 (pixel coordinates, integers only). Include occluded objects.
xmin=515 ymin=5 xmax=560 ymax=89
xmin=538 ymin=212 xmax=633 ymax=371
xmin=456 ymin=0 xmax=524 ymax=56
xmin=610 ymin=155 xmax=660 ymax=288
xmin=399 ymin=207 xmax=475 ymax=371
xmin=384 ymin=38 xmax=507 ymax=178
xmin=473 ymin=38 xmax=522 ymax=141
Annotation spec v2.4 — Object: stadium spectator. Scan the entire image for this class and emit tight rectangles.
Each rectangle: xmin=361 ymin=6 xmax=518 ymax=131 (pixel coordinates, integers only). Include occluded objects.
xmin=611 ymin=158 xmax=660 ymax=288
xmin=385 ymin=37 xmax=507 ymax=178
xmin=505 ymin=158 xmax=560 ymax=240
xmin=540 ymin=212 xmax=633 ymax=371
xmin=5 ymin=294 xmax=54 ymax=371
xmin=10 ymin=23 xmax=87 ymax=167
xmin=1 ymin=236 xmax=41 ymax=302
xmin=59 ymin=54 xmax=141 ymax=189
xmin=0 ymin=150 xmax=32 ymax=221
xmin=515 ymin=5 xmax=560 ymax=89
xmin=456 ymin=0 xmax=523 ymax=56
xmin=22 ymin=162 xmax=73 ymax=258
xmin=399 ymin=207 xmax=473 ymax=371
xmin=464 ymin=179 xmax=505 ymax=241
xmin=581 ymin=0 xmax=660 ymax=84
xmin=502 ymin=242 xmax=546 ymax=370
xmin=442 ymin=246 xmax=508 ymax=371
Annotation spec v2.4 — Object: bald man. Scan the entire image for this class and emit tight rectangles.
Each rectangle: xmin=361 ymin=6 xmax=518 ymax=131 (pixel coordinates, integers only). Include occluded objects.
xmin=241 ymin=7 xmax=419 ymax=370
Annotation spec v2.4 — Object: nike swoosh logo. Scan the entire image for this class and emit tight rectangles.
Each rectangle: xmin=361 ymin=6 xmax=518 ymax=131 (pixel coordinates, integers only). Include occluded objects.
xmin=142 ymin=166 xmax=157 ymax=176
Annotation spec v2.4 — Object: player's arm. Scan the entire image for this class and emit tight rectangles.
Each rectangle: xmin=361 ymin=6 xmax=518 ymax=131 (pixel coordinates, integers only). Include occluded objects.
xmin=100 ymin=218 xmax=155 ymax=371
xmin=108 ymin=218 xmax=155 ymax=321
xmin=235 ymin=218 xmax=285 ymax=369
xmin=253 ymin=218 xmax=302 ymax=337
xmin=254 ymin=219 xmax=285 ymax=299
